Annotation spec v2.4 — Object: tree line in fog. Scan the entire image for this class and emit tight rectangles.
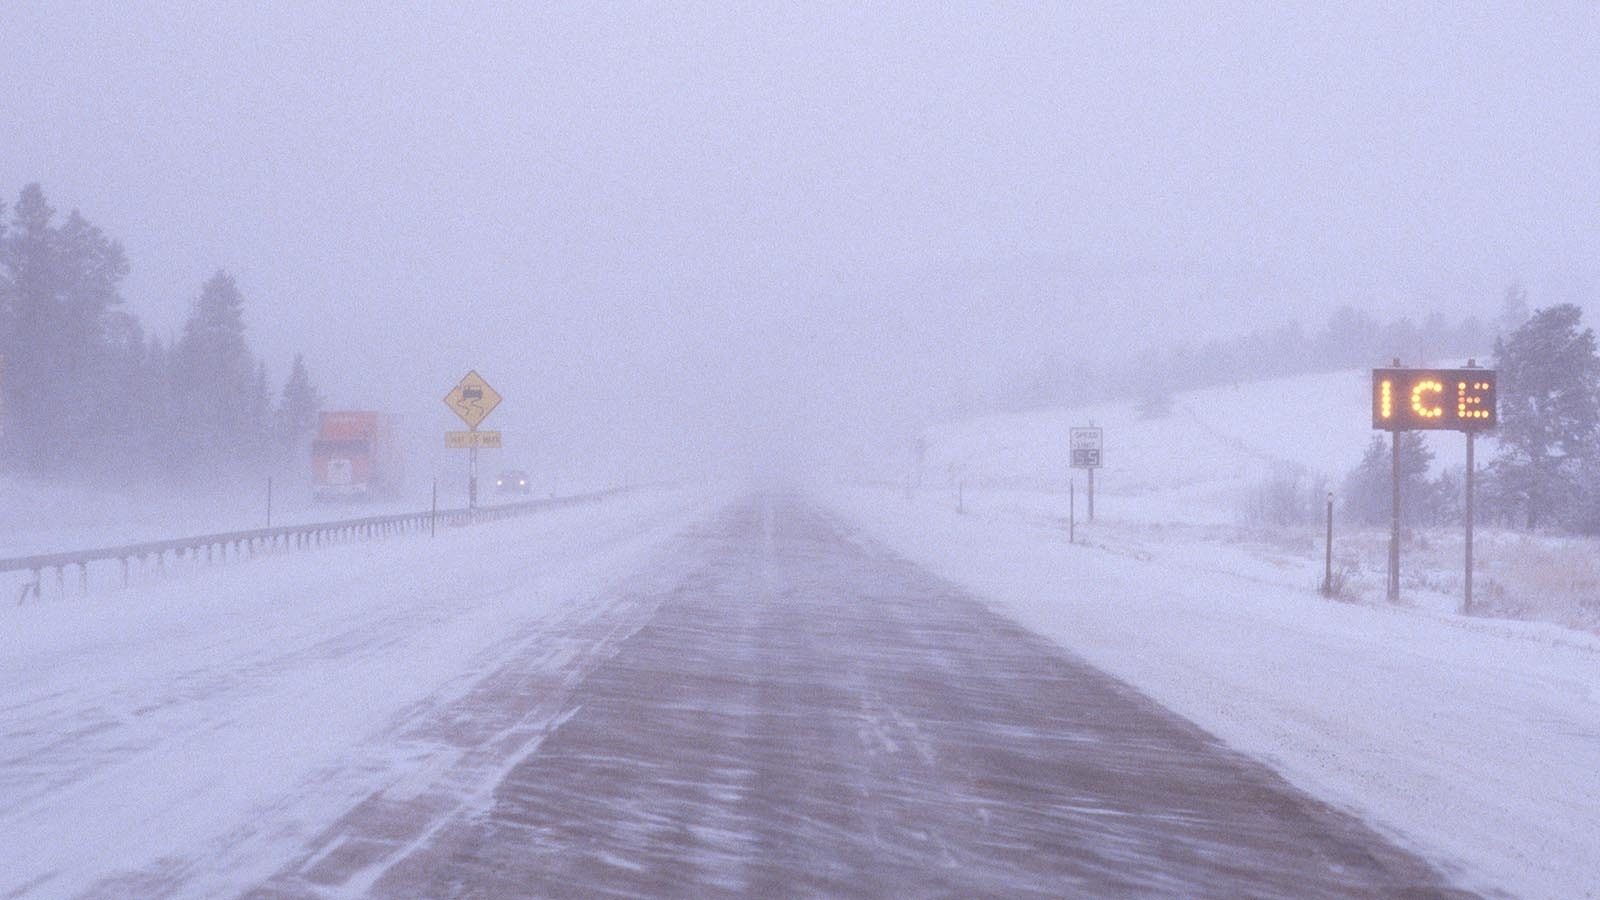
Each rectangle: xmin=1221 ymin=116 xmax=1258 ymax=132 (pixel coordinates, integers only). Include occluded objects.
xmin=0 ymin=183 xmax=323 ymax=480
xmin=1242 ymin=301 xmax=1600 ymax=536
xmin=1000 ymin=301 xmax=1511 ymax=417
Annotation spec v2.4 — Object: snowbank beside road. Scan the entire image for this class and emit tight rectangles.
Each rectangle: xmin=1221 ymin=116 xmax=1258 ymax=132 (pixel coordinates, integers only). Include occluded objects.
xmin=828 ymin=485 xmax=1600 ymax=900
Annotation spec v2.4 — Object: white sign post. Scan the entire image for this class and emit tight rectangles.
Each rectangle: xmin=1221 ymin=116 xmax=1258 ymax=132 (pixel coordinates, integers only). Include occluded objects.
xmin=1070 ymin=427 xmax=1103 ymax=522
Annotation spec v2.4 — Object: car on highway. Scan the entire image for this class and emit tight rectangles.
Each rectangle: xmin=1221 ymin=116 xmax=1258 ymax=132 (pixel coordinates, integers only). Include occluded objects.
xmin=495 ymin=469 xmax=532 ymax=495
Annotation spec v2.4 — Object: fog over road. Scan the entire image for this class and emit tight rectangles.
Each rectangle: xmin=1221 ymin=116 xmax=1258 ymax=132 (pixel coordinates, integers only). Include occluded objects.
xmin=249 ymin=495 xmax=1469 ymax=898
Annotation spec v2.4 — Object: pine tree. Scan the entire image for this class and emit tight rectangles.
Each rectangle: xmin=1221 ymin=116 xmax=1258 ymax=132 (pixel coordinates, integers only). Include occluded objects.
xmin=142 ymin=334 xmax=177 ymax=474
xmin=0 ymin=185 xmax=60 ymax=467
xmin=275 ymin=353 xmax=323 ymax=460
xmin=55 ymin=208 xmax=130 ymax=462
xmin=0 ymin=186 xmax=132 ymax=470
xmin=251 ymin=360 xmax=272 ymax=462
xmin=1320 ymin=306 xmax=1382 ymax=368
xmin=1497 ymin=283 xmax=1530 ymax=338
xmin=173 ymin=270 xmax=258 ymax=471
xmin=1489 ymin=304 xmax=1600 ymax=529
xmin=1342 ymin=432 xmax=1437 ymax=526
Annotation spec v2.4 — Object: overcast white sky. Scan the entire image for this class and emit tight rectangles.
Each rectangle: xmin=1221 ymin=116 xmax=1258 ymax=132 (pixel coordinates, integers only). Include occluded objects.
xmin=3 ymin=2 xmax=1597 ymax=481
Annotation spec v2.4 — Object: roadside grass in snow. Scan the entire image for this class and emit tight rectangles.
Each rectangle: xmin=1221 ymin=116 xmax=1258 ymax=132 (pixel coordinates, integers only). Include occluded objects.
xmin=1220 ymin=514 xmax=1600 ymax=632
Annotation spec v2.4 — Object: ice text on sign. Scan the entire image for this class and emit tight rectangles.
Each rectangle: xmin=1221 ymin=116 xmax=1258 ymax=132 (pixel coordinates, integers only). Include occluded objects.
xmin=1371 ymin=368 xmax=1496 ymax=432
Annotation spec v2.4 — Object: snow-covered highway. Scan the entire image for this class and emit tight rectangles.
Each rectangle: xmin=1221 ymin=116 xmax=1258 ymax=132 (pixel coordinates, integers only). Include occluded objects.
xmin=11 ymin=488 xmax=1594 ymax=897
xmin=256 ymin=496 xmax=1457 ymax=898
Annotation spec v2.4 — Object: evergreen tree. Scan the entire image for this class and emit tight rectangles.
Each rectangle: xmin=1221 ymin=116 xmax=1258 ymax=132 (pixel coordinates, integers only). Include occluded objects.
xmin=1319 ymin=306 xmax=1382 ymax=368
xmin=55 ymin=209 xmax=130 ymax=460
xmin=141 ymin=334 xmax=176 ymax=470
xmin=1342 ymin=432 xmax=1437 ymax=526
xmin=0 ymin=186 xmax=132 ymax=469
xmin=173 ymin=270 xmax=259 ymax=470
xmin=1489 ymin=304 xmax=1600 ymax=529
xmin=1497 ymin=283 xmax=1530 ymax=338
xmin=251 ymin=360 xmax=272 ymax=460
xmin=275 ymin=353 xmax=323 ymax=458
xmin=2 ymin=185 xmax=308 ymax=482
xmin=0 ymin=185 xmax=60 ymax=467
xmin=95 ymin=309 xmax=147 ymax=475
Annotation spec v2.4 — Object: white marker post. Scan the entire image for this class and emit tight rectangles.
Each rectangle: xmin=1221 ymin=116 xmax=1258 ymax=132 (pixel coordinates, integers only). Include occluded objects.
xmin=1070 ymin=426 xmax=1103 ymax=524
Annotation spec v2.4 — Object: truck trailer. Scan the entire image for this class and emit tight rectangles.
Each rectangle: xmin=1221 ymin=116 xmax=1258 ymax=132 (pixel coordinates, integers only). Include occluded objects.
xmin=311 ymin=411 xmax=404 ymax=501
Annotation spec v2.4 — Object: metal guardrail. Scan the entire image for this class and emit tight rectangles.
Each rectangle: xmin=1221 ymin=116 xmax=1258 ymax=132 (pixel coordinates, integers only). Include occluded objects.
xmin=3 ymin=489 xmax=624 ymax=604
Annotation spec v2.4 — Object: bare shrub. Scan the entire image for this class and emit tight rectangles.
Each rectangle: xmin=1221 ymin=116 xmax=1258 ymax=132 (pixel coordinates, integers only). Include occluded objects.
xmin=1240 ymin=463 xmax=1328 ymax=528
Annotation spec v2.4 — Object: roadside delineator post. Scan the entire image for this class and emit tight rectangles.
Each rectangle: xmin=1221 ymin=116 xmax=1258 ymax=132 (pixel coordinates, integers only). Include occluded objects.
xmin=1322 ymin=491 xmax=1334 ymax=596
xmin=1464 ymin=358 xmax=1480 ymax=615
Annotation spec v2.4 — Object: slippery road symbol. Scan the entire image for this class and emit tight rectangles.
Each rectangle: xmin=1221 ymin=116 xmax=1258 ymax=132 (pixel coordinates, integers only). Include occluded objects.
xmin=443 ymin=371 xmax=502 ymax=429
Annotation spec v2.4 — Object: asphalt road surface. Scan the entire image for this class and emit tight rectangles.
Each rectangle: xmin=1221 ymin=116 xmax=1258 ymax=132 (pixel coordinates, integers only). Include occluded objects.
xmin=254 ymin=496 xmax=1472 ymax=898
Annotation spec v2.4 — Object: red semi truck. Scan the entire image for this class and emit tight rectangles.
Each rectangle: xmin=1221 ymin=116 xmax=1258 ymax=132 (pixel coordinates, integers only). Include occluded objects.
xmin=311 ymin=411 xmax=405 ymax=501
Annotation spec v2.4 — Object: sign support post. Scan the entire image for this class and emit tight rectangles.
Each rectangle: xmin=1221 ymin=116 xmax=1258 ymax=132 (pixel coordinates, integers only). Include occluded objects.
xmin=443 ymin=370 xmax=503 ymax=519
xmin=1322 ymin=491 xmax=1334 ymax=596
xmin=1390 ymin=428 xmax=1401 ymax=603
xmin=1069 ymin=426 xmax=1103 ymax=524
xmin=1463 ymin=356 xmax=1482 ymax=614
xmin=1371 ymin=361 xmax=1495 ymax=611
xmin=1465 ymin=430 xmax=1475 ymax=614
xmin=1069 ymin=478 xmax=1076 ymax=544
xmin=1087 ymin=466 xmax=1095 ymax=523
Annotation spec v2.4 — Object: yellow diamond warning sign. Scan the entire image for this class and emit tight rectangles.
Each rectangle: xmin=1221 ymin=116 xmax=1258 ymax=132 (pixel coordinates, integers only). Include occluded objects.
xmin=443 ymin=370 xmax=501 ymax=429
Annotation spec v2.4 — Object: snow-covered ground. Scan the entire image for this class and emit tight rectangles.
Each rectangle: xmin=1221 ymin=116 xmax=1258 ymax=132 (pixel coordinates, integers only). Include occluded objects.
xmin=0 ymin=485 xmax=719 ymax=899
xmin=823 ymin=366 xmax=1600 ymax=898
xmin=903 ymin=367 xmax=1596 ymax=630
xmin=826 ymin=485 xmax=1600 ymax=899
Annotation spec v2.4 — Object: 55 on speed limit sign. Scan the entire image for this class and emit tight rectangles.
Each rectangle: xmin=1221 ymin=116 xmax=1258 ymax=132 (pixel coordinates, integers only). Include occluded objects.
xmin=1070 ymin=427 xmax=1102 ymax=469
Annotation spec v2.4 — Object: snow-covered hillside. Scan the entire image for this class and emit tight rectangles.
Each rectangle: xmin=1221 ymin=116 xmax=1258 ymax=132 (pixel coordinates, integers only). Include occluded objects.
xmin=901 ymin=367 xmax=1600 ymax=633
xmin=916 ymin=368 xmax=1479 ymax=523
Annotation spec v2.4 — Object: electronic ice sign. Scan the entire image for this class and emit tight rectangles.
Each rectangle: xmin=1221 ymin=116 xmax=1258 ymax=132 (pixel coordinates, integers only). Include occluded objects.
xmin=1371 ymin=368 xmax=1496 ymax=432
